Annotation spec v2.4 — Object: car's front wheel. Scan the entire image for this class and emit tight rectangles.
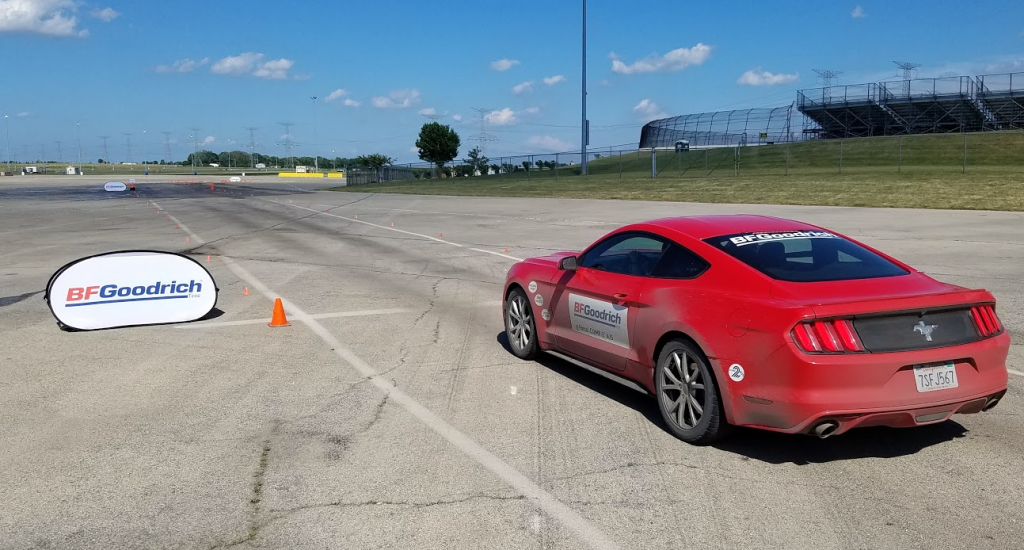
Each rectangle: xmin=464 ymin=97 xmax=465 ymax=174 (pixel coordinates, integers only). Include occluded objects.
xmin=504 ymin=288 xmax=538 ymax=359
xmin=655 ymin=339 xmax=730 ymax=444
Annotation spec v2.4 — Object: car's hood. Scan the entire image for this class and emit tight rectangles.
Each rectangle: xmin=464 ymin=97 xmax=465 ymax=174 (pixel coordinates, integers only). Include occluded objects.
xmin=523 ymin=251 xmax=578 ymax=268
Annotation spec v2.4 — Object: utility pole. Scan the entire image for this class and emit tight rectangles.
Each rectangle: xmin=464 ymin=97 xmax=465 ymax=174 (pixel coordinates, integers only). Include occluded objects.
xmin=311 ymin=96 xmax=318 ymax=172
xmin=470 ymin=107 xmax=497 ymax=156
xmin=76 ymin=121 xmax=82 ymax=174
xmin=122 ymin=134 xmax=132 ymax=164
xmin=189 ymin=128 xmax=200 ymax=169
xmin=813 ymin=69 xmax=843 ymax=103
xmin=4 ymin=113 xmax=11 ymax=174
xmin=161 ymin=131 xmax=172 ymax=164
xmin=246 ymin=127 xmax=259 ymax=168
xmin=55 ymin=141 xmax=63 ymax=163
xmin=581 ymin=0 xmax=588 ymax=176
xmin=99 ymin=136 xmax=110 ymax=165
xmin=278 ymin=122 xmax=294 ymax=169
xmin=893 ymin=61 xmax=921 ymax=97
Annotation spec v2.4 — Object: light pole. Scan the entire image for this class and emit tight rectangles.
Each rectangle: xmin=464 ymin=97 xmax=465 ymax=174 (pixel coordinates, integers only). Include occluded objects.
xmin=580 ymin=0 xmax=588 ymax=176
xmin=331 ymin=149 xmax=335 ymax=171
xmin=311 ymin=96 xmax=318 ymax=172
xmin=3 ymin=113 xmax=9 ymax=174
xmin=76 ymin=121 xmax=82 ymax=175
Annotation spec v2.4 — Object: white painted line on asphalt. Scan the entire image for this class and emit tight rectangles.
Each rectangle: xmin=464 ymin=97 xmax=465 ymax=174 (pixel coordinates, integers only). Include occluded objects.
xmin=1008 ymin=369 xmax=1024 ymax=377
xmin=261 ymin=198 xmax=466 ymax=247
xmin=262 ymin=198 xmax=529 ymax=261
xmin=152 ymin=200 xmax=618 ymax=550
xmin=175 ymin=308 xmax=410 ymax=329
xmin=469 ymin=247 xmax=525 ymax=261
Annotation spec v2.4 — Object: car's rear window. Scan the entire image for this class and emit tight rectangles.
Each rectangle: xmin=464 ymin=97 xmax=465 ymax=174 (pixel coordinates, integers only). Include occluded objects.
xmin=703 ymin=230 xmax=909 ymax=282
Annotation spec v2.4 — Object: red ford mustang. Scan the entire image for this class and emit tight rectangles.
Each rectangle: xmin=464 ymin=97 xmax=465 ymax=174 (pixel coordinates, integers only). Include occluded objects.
xmin=502 ymin=215 xmax=1009 ymax=444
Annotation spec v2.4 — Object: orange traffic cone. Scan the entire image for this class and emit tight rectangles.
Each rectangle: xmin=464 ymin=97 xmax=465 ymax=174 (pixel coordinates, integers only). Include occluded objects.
xmin=206 ymin=255 xmax=211 ymax=262
xmin=243 ymin=287 xmax=250 ymax=296
xmin=504 ymin=248 xmax=509 ymax=253
xmin=268 ymin=298 xmax=290 ymax=327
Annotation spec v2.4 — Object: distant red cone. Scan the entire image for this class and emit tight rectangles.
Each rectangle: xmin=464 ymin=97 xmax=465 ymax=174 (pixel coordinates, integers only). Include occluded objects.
xmin=206 ymin=255 xmax=211 ymax=262
xmin=243 ymin=287 xmax=250 ymax=296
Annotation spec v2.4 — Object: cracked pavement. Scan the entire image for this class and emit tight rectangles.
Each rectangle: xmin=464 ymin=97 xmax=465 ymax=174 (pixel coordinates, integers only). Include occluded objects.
xmin=1 ymin=176 xmax=1022 ymax=549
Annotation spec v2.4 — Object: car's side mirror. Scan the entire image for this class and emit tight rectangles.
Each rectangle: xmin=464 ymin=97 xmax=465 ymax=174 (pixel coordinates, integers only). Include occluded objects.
xmin=559 ymin=256 xmax=578 ymax=271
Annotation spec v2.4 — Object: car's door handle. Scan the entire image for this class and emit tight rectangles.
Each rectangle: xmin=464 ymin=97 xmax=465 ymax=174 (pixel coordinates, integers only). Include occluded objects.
xmin=613 ymin=293 xmax=630 ymax=301
xmin=612 ymin=293 xmax=646 ymax=307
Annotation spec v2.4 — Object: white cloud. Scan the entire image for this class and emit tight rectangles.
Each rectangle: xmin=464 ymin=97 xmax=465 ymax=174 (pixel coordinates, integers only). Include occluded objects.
xmin=633 ymin=99 xmax=667 ymax=122
xmin=252 ymin=58 xmax=293 ymax=80
xmin=325 ymin=89 xmax=348 ymax=102
xmin=156 ymin=57 xmax=209 ymax=74
xmin=598 ymin=79 xmax=611 ymax=87
xmin=409 ymin=146 xmax=419 ymax=153
xmin=452 ymin=114 xmax=463 ymax=122
xmin=527 ymin=135 xmax=573 ymax=152
xmin=372 ymin=89 xmax=421 ymax=109
xmin=211 ymin=52 xmax=264 ymax=76
xmin=851 ymin=6 xmax=866 ymax=18
xmin=342 ymin=98 xmax=361 ymax=107
xmin=16 ymin=111 xmax=29 ymax=117
xmin=486 ymin=108 xmax=517 ymax=126
xmin=91 ymin=7 xmax=119 ymax=22
xmin=610 ymin=44 xmax=712 ymax=74
xmin=490 ymin=59 xmax=520 ymax=71
xmin=0 ymin=0 xmax=89 ymax=37
xmin=210 ymin=52 xmax=293 ymax=79
xmin=524 ymin=106 xmax=540 ymax=114
xmin=201 ymin=136 xmax=215 ymax=146
xmin=737 ymin=68 xmax=799 ymax=86
xmin=512 ymin=81 xmax=534 ymax=94
xmin=542 ymin=75 xmax=566 ymax=85
xmin=418 ymin=107 xmax=436 ymax=116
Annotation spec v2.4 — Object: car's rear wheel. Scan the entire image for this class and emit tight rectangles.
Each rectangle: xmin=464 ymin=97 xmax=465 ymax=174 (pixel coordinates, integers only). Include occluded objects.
xmin=505 ymin=288 xmax=538 ymax=360
xmin=655 ymin=339 xmax=730 ymax=444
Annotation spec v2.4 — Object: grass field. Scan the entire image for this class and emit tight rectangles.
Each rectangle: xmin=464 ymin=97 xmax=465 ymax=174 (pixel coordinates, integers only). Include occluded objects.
xmin=331 ymin=132 xmax=1024 ymax=211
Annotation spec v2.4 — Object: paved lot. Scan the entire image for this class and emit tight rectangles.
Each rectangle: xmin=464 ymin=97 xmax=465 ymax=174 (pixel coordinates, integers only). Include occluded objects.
xmin=1 ymin=175 xmax=1021 ymax=550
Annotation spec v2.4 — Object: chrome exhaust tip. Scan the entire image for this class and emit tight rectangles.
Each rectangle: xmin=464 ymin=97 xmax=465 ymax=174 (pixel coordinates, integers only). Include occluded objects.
xmin=811 ymin=421 xmax=839 ymax=439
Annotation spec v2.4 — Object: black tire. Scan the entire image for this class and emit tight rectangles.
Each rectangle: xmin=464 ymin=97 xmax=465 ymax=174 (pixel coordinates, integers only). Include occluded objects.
xmin=504 ymin=287 xmax=539 ymax=360
xmin=655 ymin=339 xmax=731 ymax=444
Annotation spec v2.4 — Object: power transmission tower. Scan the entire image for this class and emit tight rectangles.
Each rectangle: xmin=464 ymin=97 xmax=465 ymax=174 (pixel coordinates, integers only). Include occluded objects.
xmin=54 ymin=141 xmax=63 ymax=163
xmin=161 ymin=131 xmax=172 ymax=163
xmin=123 ymin=134 xmax=132 ymax=163
xmin=99 ymin=136 xmax=110 ymax=164
xmin=278 ymin=122 xmax=295 ymax=169
xmin=813 ymin=69 xmax=843 ymax=103
xmin=893 ymin=61 xmax=921 ymax=97
xmin=470 ymin=107 xmax=497 ymax=156
xmin=189 ymin=128 xmax=200 ymax=168
xmin=245 ymin=126 xmax=259 ymax=168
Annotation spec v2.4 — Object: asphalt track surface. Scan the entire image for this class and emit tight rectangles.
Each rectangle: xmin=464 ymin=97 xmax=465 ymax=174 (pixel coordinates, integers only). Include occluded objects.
xmin=1 ymin=176 xmax=1022 ymax=550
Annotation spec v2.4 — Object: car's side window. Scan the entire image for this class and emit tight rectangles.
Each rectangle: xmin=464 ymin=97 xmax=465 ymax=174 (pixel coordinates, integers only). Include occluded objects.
xmin=650 ymin=243 xmax=709 ymax=279
xmin=580 ymin=233 xmax=668 ymax=277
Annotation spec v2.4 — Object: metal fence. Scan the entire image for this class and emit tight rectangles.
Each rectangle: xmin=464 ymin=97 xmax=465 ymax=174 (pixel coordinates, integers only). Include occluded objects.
xmin=348 ymin=132 xmax=1024 ymax=183
xmin=342 ymin=164 xmax=415 ymax=185
xmin=638 ymin=106 xmax=796 ymax=149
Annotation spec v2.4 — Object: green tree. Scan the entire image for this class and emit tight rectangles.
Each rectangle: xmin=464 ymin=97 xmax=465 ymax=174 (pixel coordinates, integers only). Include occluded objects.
xmin=521 ymin=160 xmax=531 ymax=171
xmin=489 ymin=164 xmax=500 ymax=175
xmin=355 ymin=154 xmax=395 ymax=182
xmin=416 ymin=122 xmax=460 ymax=171
xmin=463 ymin=146 xmax=489 ymax=176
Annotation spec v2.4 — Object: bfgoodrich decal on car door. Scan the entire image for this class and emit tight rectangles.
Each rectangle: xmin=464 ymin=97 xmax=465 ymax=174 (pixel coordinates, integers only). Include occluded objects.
xmin=568 ymin=293 xmax=629 ymax=349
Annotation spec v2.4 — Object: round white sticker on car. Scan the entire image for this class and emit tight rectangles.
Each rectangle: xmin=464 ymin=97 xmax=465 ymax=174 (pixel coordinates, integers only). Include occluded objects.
xmin=528 ymin=281 xmax=538 ymax=293
xmin=728 ymin=364 xmax=745 ymax=382
xmin=541 ymin=309 xmax=551 ymax=321
xmin=534 ymin=294 xmax=544 ymax=307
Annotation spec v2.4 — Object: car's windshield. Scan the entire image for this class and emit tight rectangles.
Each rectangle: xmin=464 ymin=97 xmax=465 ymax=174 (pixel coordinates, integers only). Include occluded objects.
xmin=704 ymin=230 xmax=909 ymax=282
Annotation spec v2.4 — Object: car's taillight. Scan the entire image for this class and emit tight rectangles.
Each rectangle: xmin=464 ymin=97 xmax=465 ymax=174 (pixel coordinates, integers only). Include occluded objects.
xmin=792 ymin=319 xmax=864 ymax=353
xmin=971 ymin=305 xmax=1003 ymax=337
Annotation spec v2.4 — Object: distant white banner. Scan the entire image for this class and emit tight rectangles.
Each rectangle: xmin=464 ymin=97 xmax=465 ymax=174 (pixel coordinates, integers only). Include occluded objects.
xmin=103 ymin=181 xmax=126 ymax=192
xmin=45 ymin=251 xmax=218 ymax=331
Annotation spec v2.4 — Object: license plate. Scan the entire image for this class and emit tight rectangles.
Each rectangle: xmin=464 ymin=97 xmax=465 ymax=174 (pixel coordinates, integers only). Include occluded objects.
xmin=913 ymin=362 xmax=958 ymax=393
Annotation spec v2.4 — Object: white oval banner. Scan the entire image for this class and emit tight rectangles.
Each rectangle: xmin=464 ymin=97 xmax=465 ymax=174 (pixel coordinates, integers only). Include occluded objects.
xmin=104 ymin=181 xmax=127 ymax=192
xmin=45 ymin=251 xmax=218 ymax=331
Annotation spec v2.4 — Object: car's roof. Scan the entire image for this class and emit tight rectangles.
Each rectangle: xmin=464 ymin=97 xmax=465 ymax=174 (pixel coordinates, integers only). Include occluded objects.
xmin=640 ymin=215 xmax=824 ymax=240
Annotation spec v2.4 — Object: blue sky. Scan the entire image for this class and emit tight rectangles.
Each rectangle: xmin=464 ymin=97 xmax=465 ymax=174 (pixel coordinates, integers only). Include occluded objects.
xmin=2 ymin=0 xmax=1023 ymax=163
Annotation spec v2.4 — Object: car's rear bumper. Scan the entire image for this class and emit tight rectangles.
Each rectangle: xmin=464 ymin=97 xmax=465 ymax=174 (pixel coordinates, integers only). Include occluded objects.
xmin=724 ymin=332 xmax=1010 ymax=434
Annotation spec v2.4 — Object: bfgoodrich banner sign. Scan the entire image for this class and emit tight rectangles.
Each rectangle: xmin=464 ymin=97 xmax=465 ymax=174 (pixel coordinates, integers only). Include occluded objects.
xmin=45 ymin=251 xmax=218 ymax=331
